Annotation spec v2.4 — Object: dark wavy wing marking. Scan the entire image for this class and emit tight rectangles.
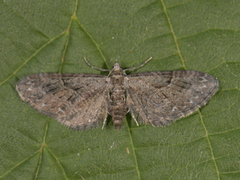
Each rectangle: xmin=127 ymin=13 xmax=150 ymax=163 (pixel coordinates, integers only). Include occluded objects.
xmin=126 ymin=71 xmax=219 ymax=127
xmin=16 ymin=73 xmax=109 ymax=130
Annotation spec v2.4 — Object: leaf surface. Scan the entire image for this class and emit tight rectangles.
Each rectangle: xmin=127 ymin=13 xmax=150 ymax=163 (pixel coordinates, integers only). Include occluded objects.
xmin=0 ymin=0 xmax=240 ymax=179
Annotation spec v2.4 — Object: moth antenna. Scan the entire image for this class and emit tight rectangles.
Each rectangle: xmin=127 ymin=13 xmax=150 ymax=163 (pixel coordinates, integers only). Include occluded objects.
xmin=84 ymin=57 xmax=110 ymax=72
xmin=123 ymin=57 xmax=152 ymax=73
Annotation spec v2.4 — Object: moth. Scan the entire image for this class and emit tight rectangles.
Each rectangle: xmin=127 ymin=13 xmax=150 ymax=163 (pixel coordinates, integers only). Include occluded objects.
xmin=16 ymin=57 xmax=219 ymax=130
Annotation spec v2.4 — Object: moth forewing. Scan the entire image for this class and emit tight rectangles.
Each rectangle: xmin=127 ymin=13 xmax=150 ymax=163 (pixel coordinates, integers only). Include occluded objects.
xmin=16 ymin=58 xmax=218 ymax=130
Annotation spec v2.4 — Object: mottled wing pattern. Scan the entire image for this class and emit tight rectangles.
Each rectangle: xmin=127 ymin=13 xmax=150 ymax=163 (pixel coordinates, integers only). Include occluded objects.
xmin=16 ymin=73 xmax=109 ymax=130
xmin=126 ymin=71 xmax=219 ymax=126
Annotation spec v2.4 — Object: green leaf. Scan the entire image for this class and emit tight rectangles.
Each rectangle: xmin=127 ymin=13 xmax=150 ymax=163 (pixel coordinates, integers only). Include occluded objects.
xmin=0 ymin=0 xmax=240 ymax=179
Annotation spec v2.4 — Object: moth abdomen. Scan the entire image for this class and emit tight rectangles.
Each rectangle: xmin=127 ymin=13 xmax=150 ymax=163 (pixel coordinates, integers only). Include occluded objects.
xmin=109 ymin=91 xmax=128 ymax=130
xmin=109 ymin=68 xmax=128 ymax=130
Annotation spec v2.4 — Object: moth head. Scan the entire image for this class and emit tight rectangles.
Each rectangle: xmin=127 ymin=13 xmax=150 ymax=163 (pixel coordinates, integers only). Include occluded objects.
xmin=112 ymin=60 xmax=122 ymax=71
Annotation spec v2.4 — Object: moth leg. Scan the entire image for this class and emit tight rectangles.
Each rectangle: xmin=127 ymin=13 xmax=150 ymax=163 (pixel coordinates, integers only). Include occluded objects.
xmin=125 ymin=109 xmax=139 ymax=126
xmin=126 ymin=95 xmax=140 ymax=126
xmin=130 ymin=110 xmax=139 ymax=126
xmin=102 ymin=92 xmax=110 ymax=129
xmin=101 ymin=113 xmax=108 ymax=129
